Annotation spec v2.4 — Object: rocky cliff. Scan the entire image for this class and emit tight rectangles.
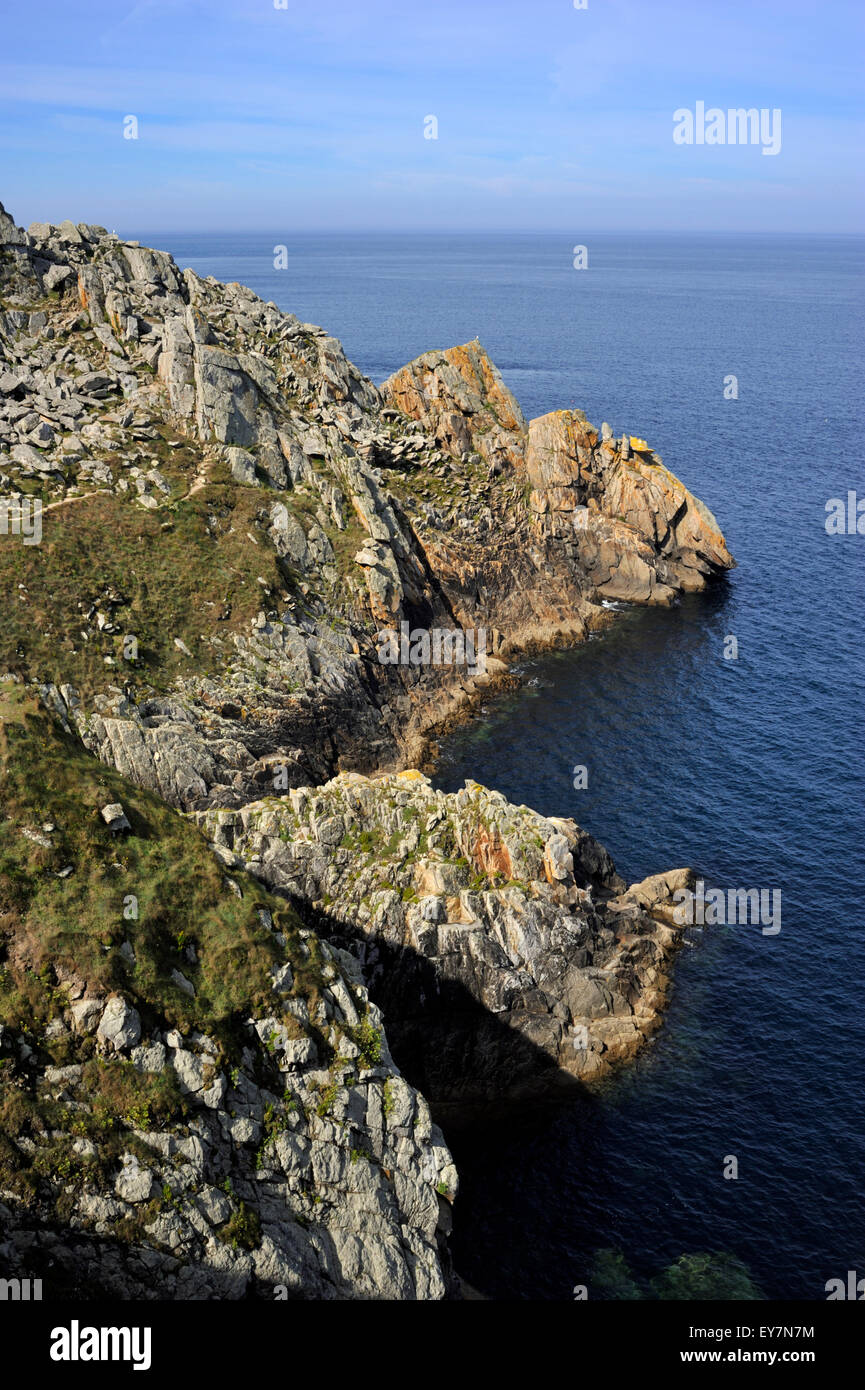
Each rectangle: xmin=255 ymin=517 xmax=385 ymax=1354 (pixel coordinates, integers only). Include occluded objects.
xmin=383 ymin=346 xmax=733 ymax=605
xmin=0 ymin=200 xmax=733 ymax=807
xmin=196 ymin=771 xmax=694 ymax=1117
xmin=0 ymin=200 xmax=732 ymax=1298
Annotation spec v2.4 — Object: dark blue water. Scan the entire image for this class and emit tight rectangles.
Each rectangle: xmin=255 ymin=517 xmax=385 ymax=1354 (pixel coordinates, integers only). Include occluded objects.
xmin=141 ymin=231 xmax=865 ymax=1299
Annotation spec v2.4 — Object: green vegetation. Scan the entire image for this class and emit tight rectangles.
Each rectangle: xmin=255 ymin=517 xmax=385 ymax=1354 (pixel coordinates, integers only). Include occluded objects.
xmin=350 ymin=1015 xmax=382 ymax=1068
xmin=589 ymin=1248 xmax=765 ymax=1301
xmin=0 ymin=478 xmax=289 ymax=701
xmin=0 ymin=684 xmax=307 ymax=1041
xmin=315 ymin=1080 xmax=339 ymax=1117
xmin=382 ymin=1078 xmax=395 ymax=1117
xmin=217 ymin=1199 xmax=261 ymax=1251
xmin=0 ymin=1057 xmax=188 ymax=1208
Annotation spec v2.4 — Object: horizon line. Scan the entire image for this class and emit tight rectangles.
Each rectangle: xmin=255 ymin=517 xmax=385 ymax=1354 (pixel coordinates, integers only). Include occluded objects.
xmin=128 ymin=226 xmax=865 ymax=239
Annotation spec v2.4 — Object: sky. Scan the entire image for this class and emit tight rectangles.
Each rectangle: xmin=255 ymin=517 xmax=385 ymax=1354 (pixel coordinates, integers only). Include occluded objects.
xmin=0 ymin=0 xmax=862 ymax=234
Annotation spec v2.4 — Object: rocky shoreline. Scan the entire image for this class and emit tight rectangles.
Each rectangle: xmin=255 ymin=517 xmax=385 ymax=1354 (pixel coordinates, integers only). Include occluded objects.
xmin=195 ymin=772 xmax=695 ymax=1119
xmin=0 ymin=201 xmax=734 ymax=1297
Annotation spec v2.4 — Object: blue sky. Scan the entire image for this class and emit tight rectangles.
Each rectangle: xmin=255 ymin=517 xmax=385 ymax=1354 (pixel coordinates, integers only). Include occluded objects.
xmin=1 ymin=0 xmax=862 ymax=233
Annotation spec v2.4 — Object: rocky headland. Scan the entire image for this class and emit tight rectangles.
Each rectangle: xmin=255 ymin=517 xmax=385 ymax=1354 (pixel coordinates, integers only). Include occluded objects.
xmin=196 ymin=772 xmax=694 ymax=1120
xmin=0 ymin=201 xmax=733 ymax=1297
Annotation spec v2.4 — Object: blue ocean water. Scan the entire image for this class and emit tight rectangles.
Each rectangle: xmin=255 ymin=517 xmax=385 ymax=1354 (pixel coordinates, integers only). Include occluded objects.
xmin=142 ymin=231 xmax=865 ymax=1300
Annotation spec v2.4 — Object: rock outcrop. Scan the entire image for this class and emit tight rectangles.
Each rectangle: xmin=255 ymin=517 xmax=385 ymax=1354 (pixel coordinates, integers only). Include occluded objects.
xmin=523 ymin=410 xmax=734 ymax=602
xmin=381 ymin=339 xmax=528 ymax=472
xmin=0 ymin=970 xmax=456 ymax=1300
xmin=380 ymin=352 xmax=734 ymax=607
xmin=195 ymin=771 xmax=695 ymax=1113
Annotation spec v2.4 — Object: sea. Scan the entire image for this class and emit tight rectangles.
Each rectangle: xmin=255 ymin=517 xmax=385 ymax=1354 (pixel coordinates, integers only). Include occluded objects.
xmin=139 ymin=230 xmax=865 ymax=1300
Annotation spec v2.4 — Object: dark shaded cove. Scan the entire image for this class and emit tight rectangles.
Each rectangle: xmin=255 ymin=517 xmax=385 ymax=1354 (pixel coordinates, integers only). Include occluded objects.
xmin=294 ymin=903 xmax=584 ymax=1122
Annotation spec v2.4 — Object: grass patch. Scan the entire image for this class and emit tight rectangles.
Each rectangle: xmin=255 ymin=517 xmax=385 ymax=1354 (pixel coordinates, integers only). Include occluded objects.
xmin=0 ymin=482 xmax=288 ymax=700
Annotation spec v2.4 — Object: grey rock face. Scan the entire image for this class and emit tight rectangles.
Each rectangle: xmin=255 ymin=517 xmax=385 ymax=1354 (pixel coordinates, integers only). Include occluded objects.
xmin=0 ymin=199 xmax=734 ymax=1300
xmin=0 ymin=202 xmax=26 ymax=247
xmin=11 ymin=442 xmax=56 ymax=472
xmin=96 ymin=995 xmax=142 ymax=1051
xmin=0 ymin=956 xmax=457 ymax=1300
xmin=2 ymin=197 xmax=732 ymax=821
xmin=227 ymin=446 xmax=257 ymax=484
xmin=115 ymin=1154 xmax=155 ymax=1203
xmin=197 ymin=772 xmax=696 ymax=1108
xmin=70 ymin=998 xmax=103 ymax=1034
xmin=194 ymin=346 xmax=259 ymax=446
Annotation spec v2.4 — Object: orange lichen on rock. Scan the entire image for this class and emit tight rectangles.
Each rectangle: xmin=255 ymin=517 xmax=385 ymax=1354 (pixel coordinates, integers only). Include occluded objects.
xmin=472 ymin=825 xmax=513 ymax=880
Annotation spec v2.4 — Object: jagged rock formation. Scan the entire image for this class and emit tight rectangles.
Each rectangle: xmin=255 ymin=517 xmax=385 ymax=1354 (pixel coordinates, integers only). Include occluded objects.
xmin=382 ymin=340 xmax=528 ymax=472
xmin=0 ymin=200 xmax=733 ymax=810
xmin=523 ymin=410 xmax=733 ymax=602
xmin=195 ymin=771 xmax=694 ymax=1111
xmin=0 ymin=971 xmax=456 ymax=1300
xmin=382 ymin=348 xmax=733 ymax=605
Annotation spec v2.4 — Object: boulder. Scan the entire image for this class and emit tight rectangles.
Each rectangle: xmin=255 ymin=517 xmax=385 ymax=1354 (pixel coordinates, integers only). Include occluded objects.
xmin=100 ymin=802 xmax=131 ymax=832
xmin=96 ymin=996 xmax=142 ymax=1051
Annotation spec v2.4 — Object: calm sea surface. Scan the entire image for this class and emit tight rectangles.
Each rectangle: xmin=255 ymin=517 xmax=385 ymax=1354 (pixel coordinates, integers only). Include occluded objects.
xmin=139 ymin=230 xmax=865 ymax=1299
